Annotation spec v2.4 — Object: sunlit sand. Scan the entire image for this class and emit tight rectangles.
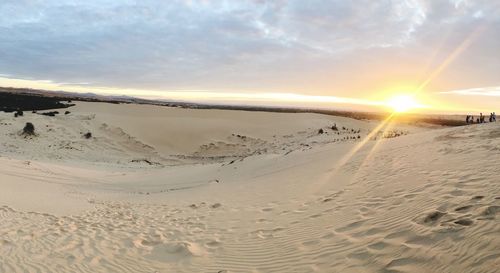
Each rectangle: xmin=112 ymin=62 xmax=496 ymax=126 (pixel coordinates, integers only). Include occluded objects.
xmin=0 ymin=101 xmax=498 ymax=272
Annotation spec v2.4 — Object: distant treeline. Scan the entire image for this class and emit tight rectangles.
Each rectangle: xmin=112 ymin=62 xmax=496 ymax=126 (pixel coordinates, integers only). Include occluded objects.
xmin=0 ymin=92 xmax=74 ymax=112
xmin=176 ymin=104 xmax=467 ymax=127
xmin=408 ymin=117 xmax=466 ymax=127
xmin=0 ymin=88 xmax=124 ymax=112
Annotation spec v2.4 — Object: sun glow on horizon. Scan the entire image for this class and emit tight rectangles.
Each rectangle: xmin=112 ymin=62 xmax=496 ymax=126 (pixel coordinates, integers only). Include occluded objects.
xmin=0 ymin=76 xmax=482 ymax=114
xmin=386 ymin=94 xmax=424 ymax=113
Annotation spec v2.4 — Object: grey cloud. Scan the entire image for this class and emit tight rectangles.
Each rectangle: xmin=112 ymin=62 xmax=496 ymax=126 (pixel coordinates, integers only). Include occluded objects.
xmin=0 ymin=0 xmax=498 ymax=94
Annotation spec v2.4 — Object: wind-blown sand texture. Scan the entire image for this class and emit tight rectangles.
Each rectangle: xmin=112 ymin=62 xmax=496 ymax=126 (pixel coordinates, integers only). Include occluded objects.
xmin=0 ymin=102 xmax=498 ymax=273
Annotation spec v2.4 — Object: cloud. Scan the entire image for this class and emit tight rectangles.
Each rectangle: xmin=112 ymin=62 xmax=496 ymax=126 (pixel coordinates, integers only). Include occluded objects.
xmin=0 ymin=0 xmax=498 ymax=96
xmin=440 ymin=86 xmax=500 ymax=97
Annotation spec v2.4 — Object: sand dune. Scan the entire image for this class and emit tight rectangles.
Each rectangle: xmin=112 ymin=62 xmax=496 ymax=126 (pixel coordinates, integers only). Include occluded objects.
xmin=0 ymin=102 xmax=498 ymax=273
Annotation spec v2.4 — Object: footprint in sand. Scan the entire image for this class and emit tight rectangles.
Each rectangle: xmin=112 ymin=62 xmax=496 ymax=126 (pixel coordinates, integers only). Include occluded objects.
xmin=211 ymin=203 xmax=222 ymax=209
xmin=302 ymin=239 xmax=320 ymax=246
xmin=320 ymin=231 xmax=335 ymax=239
xmin=454 ymin=205 xmax=473 ymax=212
xmin=403 ymin=193 xmax=418 ymax=199
xmin=454 ymin=219 xmax=474 ymax=226
xmin=422 ymin=211 xmax=447 ymax=225
xmin=367 ymin=241 xmax=388 ymax=250
xmin=418 ymin=195 xmax=500 ymax=230
xmin=480 ymin=205 xmax=500 ymax=219
xmin=335 ymin=220 xmax=366 ymax=233
xmin=204 ymin=239 xmax=221 ymax=249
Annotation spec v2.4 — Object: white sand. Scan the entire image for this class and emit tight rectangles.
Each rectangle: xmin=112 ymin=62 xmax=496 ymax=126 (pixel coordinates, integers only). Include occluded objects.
xmin=0 ymin=102 xmax=498 ymax=273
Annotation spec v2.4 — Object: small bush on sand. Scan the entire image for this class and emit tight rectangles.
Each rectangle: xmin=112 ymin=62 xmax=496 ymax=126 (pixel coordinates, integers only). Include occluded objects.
xmin=41 ymin=111 xmax=59 ymax=117
xmin=83 ymin=132 xmax=92 ymax=139
xmin=23 ymin=122 xmax=35 ymax=135
xmin=14 ymin=110 xmax=23 ymax=117
xmin=318 ymin=128 xmax=324 ymax=134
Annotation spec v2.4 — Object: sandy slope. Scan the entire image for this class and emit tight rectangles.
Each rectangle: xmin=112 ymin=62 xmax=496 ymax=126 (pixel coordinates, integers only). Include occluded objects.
xmin=0 ymin=102 xmax=498 ymax=273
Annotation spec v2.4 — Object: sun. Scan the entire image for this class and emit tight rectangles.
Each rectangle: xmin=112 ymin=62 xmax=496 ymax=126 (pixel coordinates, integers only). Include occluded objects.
xmin=386 ymin=94 xmax=422 ymax=113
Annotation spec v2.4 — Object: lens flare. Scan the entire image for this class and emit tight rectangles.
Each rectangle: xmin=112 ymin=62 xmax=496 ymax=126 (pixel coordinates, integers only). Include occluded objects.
xmin=386 ymin=94 xmax=422 ymax=113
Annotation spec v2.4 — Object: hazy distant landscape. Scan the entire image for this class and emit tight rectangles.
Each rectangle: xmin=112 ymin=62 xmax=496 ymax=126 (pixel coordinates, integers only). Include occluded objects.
xmin=0 ymin=87 xmax=468 ymax=127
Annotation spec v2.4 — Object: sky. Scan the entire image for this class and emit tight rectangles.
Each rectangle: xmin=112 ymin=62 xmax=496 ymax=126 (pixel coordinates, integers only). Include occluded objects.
xmin=0 ymin=0 xmax=499 ymax=113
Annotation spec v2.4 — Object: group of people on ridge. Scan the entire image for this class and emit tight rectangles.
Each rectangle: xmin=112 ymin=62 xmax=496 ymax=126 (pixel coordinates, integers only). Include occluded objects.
xmin=466 ymin=112 xmax=496 ymax=124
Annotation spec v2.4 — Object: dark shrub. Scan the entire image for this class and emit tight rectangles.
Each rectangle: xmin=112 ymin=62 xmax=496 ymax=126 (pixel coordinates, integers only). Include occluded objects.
xmin=65 ymin=111 xmax=71 ymax=115
xmin=84 ymin=132 xmax=92 ymax=139
xmin=41 ymin=111 xmax=59 ymax=117
xmin=318 ymin=128 xmax=324 ymax=134
xmin=23 ymin=122 xmax=35 ymax=135
xmin=16 ymin=110 xmax=23 ymax=117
